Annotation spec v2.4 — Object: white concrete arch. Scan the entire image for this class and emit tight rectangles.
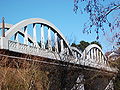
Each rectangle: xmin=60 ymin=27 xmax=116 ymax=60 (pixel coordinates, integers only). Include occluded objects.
xmin=0 ymin=23 xmax=35 ymax=44
xmin=83 ymin=44 xmax=107 ymax=62
xmin=83 ymin=44 xmax=102 ymax=53
xmin=5 ymin=18 xmax=70 ymax=48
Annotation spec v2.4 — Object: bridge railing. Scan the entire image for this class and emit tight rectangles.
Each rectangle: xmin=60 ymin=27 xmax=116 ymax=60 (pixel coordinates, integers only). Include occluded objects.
xmin=8 ymin=40 xmax=61 ymax=60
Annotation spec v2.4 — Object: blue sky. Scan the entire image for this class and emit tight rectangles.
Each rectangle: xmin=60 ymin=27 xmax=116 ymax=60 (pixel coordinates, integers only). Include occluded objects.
xmin=0 ymin=0 xmax=113 ymax=52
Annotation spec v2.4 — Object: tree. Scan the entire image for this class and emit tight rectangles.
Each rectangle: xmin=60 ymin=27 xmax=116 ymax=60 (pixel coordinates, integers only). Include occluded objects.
xmin=73 ymin=0 xmax=120 ymax=45
xmin=71 ymin=40 xmax=102 ymax=51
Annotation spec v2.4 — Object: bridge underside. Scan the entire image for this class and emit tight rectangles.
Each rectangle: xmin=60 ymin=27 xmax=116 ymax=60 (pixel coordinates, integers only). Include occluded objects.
xmin=0 ymin=49 xmax=115 ymax=90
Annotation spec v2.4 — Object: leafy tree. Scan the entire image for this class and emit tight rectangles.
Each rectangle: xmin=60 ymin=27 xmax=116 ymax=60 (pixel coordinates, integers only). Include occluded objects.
xmin=71 ymin=43 xmax=77 ymax=47
xmin=77 ymin=41 xmax=90 ymax=51
xmin=73 ymin=0 xmax=120 ymax=45
xmin=71 ymin=40 xmax=102 ymax=51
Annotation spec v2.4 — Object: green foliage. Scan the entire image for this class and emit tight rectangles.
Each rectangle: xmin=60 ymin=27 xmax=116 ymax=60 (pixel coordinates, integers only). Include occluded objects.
xmin=71 ymin=43 xmax=77 ymax=47
xmin=71 ymin=40 xmax=102 ymax=51
xmin=77 ymin=41 xmax=90 ymax=51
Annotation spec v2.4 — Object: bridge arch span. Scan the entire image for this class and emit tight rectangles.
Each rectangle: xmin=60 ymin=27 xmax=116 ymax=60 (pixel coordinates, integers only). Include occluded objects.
xmin=5 ymin=18 xmax=70 ymax=48
xmin=2 ymin=18 xmax=78 ymax=59
xmin=83 ymin=44 xmax=108 ymax=65
xmin=0 ymin=18 xmax=117 ymax=73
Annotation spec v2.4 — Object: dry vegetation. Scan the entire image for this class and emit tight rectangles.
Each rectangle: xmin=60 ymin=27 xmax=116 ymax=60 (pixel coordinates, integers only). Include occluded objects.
xmin=0 ymin=56 xmax=50 ymax=90
xmin=0 ymin=50 xmax=116 ymax=90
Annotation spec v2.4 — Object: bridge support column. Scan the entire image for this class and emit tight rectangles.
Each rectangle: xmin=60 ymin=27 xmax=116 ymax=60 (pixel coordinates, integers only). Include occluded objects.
xmin=48 ymin=28 xmax=52 ymax=51
xmin=41 ymin=25 xmax=45 ymax=49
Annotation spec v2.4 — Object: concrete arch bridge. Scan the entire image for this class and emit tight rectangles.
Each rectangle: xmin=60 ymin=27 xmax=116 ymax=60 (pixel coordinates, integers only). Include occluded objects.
xmin=0 ymin=18 xmax=117 ymax=90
